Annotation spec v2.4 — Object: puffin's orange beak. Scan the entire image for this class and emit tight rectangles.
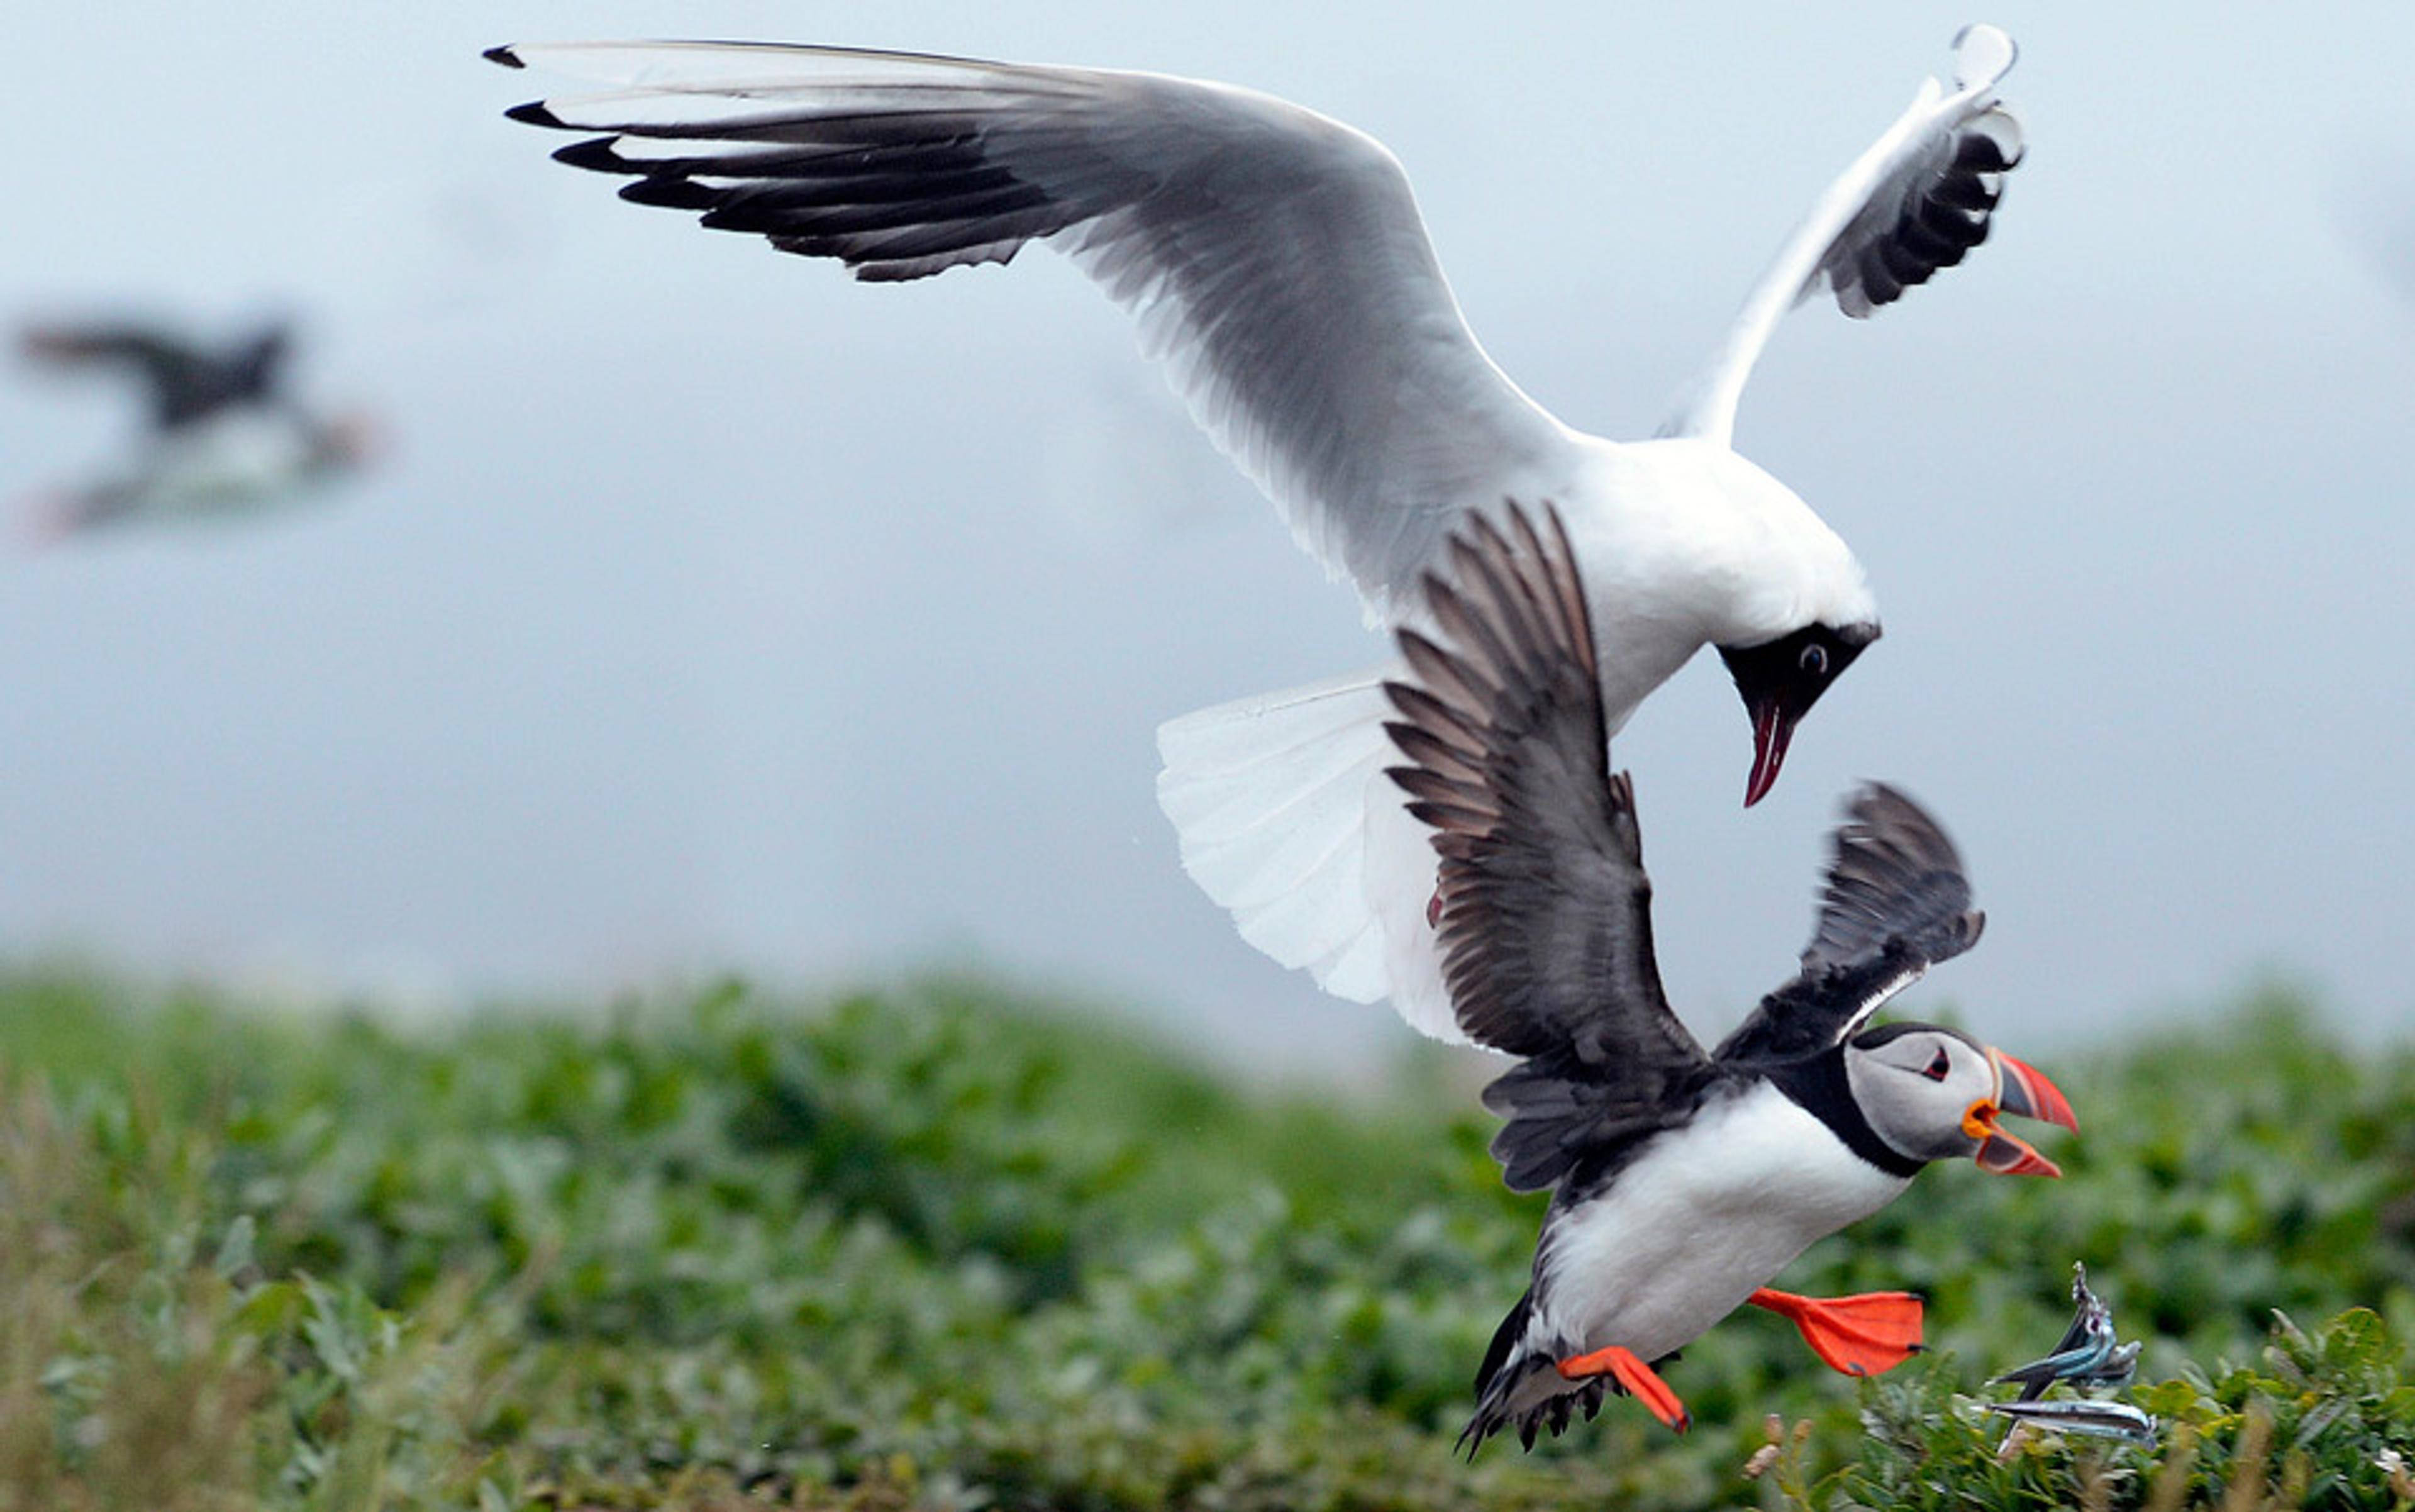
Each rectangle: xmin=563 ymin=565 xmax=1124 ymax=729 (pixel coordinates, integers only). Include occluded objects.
xmin=1992 ymin=1049 xmax=2078 ymax=1131
xmin=1964 ymin=1048 xmax=2078 ymax=1178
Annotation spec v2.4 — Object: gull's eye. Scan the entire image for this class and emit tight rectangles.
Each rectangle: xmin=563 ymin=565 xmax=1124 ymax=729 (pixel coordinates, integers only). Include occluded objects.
xmin=1799 ymin=643 xmax=1829 ymax=677
xmin=1921 ymin=1047 xmax=1952 ymax=1082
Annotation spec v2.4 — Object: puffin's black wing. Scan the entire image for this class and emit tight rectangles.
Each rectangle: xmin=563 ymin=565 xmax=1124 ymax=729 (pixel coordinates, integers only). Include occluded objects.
xmin=20 ymin=321 xmax=289 ymax=430
xmin=1382 ymin=501 xmax=1716 ymax=1192
xmin=1712 ymin=783 xmax=1984 ymax=1064
xmin=214 ymin=325 xmax=293 ymax=409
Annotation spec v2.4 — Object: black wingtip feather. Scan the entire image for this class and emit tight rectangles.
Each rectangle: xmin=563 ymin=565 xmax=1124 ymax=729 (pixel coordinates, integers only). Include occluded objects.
xmin=553 ymin=138 xmax=638 ymax=174
xmin=620 ymin=175 xmax=724 ymax=210
xmin=483 ymin=44 xmax=526 ymax=69
xmin=504 ymin=101 xmax=567 ymax=128
xmin=1954 ymin=130 xmax=2019 ymax=172
xmin=699 ymin=199 xmax=809 ymax=234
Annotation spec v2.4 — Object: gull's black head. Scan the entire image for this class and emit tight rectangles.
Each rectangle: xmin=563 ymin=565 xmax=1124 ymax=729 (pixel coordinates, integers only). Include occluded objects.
xmin=1718 ymin=620 xmax=1880 ymax=808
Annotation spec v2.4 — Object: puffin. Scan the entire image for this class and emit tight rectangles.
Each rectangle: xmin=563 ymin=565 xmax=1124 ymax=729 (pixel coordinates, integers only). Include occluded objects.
xmin=487 ymin=28 xmax=2026 ymax=1040
xmin=18 ymin=320 xmax=378 ymax=541
xmin=1377 ymin=500 xmax=2077 ymax=1449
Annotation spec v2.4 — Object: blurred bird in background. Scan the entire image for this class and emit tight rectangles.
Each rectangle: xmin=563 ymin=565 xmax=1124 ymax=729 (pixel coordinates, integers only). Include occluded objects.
xmin=16 ymin=316 xmax=380 ymax=543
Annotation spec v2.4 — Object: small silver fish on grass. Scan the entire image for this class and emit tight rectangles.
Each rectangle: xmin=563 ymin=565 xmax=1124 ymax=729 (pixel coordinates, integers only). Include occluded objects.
xmin=1985 ymin=1396 xmax=2160 ymax=1448
xmin=1993 ymin=1262 xmax=2136 ymax=1399
xmin=1990 ymin=1262 xmax=2157 ymax=1453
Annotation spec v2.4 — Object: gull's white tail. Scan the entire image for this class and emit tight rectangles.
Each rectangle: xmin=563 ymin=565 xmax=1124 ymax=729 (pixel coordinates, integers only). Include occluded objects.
xmin=1157 ymin=666 xmax=1465 ymax=1044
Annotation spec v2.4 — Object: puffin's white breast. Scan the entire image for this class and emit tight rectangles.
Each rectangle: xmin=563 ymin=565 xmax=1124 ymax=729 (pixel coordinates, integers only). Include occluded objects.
xmin=145 ymin=409 xmax=319 ymax=511
xmin=1533 ymin=1080 xmax=1909 ymax=1363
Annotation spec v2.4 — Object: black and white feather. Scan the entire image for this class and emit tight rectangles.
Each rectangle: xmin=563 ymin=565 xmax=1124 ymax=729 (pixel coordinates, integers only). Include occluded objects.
xmin=1661 ymin=23 xmax=2023 ymax=446
xmin=488 ymin=40 xmax=1565 ymax=604
xmin=489 ymin=31 xmax=2019 ymax=608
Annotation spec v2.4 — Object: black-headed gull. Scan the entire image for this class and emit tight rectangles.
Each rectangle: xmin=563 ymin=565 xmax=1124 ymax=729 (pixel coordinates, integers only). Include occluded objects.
xmin=489 ymin=28 xmax=2022 ymax=1040
xmin=1382 ymin=502 xmax=2072 ymax=1448
xmin=18 ymin=319 xmax=379 ymax=542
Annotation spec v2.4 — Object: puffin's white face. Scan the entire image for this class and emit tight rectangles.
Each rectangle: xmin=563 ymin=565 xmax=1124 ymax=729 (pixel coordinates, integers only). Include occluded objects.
xmin=1843 ymin=1023 xmax=2076 ymax=1176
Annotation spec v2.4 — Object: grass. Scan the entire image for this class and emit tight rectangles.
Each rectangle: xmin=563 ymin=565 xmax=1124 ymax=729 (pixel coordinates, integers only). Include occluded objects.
xmin=1 ymin=966 xmax=2411 ymax=1509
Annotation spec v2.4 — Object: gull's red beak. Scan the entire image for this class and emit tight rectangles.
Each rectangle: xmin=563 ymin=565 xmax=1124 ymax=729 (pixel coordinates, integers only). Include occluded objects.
xmin=1743 ymin=699 xmax=1793 ymax=809
xmin=1722 ymin=625 xmax=1879 ymax=809
xmin=1963 ymin=1048 xmax=2079 ymax=1179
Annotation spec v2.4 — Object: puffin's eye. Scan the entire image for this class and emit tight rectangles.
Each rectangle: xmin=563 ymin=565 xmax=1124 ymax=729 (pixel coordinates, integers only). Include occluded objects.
xmin=1920 ymin=1047 xmax=1951 ymax=1082
xmin=1799 ymin=643 xmax=1829 ymax=677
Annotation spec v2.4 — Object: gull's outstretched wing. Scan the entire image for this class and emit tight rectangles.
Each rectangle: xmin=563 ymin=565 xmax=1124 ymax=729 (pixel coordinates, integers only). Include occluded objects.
xmin=1662 ymin=25 xmax=2023 ymax=448
xmin=1381 ymin=502 xmax=1718 ymax=1192
xmin=490 ymin=42 xmax=1575 ymax=620
xmin=1712 ymin=782 xmax=1985 ymax=1065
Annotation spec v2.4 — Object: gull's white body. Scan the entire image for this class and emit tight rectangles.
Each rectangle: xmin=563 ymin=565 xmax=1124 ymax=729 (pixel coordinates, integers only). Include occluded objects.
xmin=497 ymin=27 xmax=2021 ymax=1041
xmin=1160 ymin=436 xmax=1868 ymax=1037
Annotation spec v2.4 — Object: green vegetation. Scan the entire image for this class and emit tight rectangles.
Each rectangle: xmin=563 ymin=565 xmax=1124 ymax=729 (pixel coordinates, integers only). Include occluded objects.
xmin=2 ymin=968 xmax=2412 ymax=1510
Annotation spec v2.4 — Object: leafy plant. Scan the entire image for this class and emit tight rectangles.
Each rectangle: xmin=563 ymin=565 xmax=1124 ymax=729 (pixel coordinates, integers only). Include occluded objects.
xmin=1 ymin=966 xmax=2410 ymax=1510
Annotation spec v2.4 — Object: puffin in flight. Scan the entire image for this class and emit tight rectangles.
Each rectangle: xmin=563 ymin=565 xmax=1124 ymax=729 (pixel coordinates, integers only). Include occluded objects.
xmin=1379 ymin=501 xmax=2075 ymax=1448
xmin=17 ymin=319 xmax=378 ymax=542
xmin=487 ymin=27 xmax=2024 ymax=1039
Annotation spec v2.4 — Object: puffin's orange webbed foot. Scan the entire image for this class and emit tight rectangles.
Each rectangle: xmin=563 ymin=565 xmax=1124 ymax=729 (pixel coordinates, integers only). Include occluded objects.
xmin=1749 ymin=1287 xmax=1925 ymax=1377
xmin=1557 ymin=1345 xmax=1690 ymax=1433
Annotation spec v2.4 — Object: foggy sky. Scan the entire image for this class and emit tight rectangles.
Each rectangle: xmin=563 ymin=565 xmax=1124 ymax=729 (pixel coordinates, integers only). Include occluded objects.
xmin=4 ymin=2 xmax=2412 ymax=1070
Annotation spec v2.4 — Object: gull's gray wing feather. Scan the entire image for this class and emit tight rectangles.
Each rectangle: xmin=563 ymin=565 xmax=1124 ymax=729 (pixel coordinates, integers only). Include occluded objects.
xmin=1662 ymin=24 xmax=2023 ymax=448
xmin=492 ymin=41 xmax=1574 ymax=620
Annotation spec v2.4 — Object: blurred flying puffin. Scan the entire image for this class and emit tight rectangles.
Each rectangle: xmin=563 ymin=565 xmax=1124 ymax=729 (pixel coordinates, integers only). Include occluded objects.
xmin=489 ymin=26 xmax=2026 ymax=1038
xmin=1379 ymin=501 xmax=2076 ymax=1450
xmin=18 ymin=319 xmax=378 ymax=542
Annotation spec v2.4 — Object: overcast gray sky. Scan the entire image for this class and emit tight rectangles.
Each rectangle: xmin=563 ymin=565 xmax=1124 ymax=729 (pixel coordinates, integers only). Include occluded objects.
xmin=3 ymin=3 xmax=2411 ymax=1069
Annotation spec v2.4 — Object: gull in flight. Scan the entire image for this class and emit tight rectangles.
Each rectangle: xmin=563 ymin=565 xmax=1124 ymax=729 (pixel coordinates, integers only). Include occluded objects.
xmin=489 ymin=27 xmax=2023 ymax=1041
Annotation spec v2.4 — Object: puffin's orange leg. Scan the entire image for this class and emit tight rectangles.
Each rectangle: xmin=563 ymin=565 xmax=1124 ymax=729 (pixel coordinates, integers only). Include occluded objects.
xmin=1557 ymin=1345 xmax=1690 ymax=1433
xmin=1748 ymin=1287 xmax=1925 ymax=1377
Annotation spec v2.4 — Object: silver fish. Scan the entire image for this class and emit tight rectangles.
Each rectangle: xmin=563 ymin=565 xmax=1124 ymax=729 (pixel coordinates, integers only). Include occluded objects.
xmin=1986 ymin=1396 xmax=2160 ymax=1448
